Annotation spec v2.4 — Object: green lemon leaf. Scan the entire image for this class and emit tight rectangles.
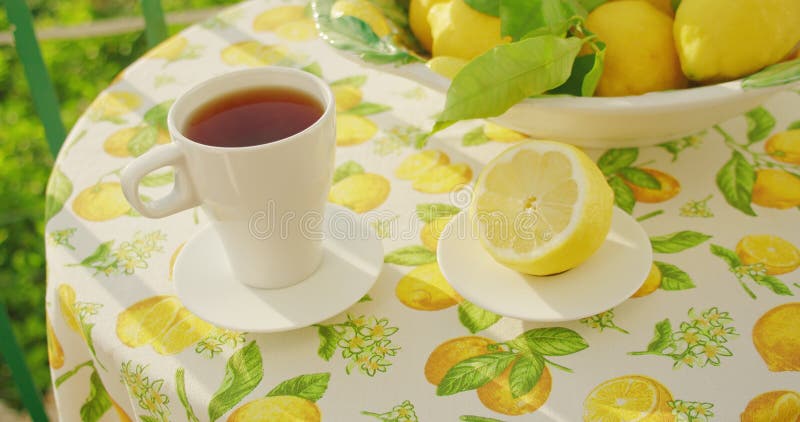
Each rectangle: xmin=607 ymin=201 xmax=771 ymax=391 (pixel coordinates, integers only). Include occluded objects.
xmin=597 ymin=148 xmax=638 ymax=175
xmin=519 ymin=327 xmax=588 ymax=356
xmin=416 ymin=203 xmax=462 ymax=223
xmin=45 ymin=166 xmax=73 ymax=222
xmin=577 ymin=0 xmax=607 ymax=11
xmin=788 ymin=120 xmax=800 ymax=130
xmin=650 ymin=231 xmax=712 ymax=253
xmin=509 ymin=354 xmax=544 ymax=398
xmin=654 ymin=261 xmax=695 ymax=290
xmin=463 ymin=126 xmax=490 ymax=146
xmin=460 ymin=417 xmax=506 ymax=422
xmin=438 ymin=35 xmax=582 ymax=123
xmin=208 ymin=341 xmax=264 ymax=422
xmin=500 ymin=0 xmax=586 ymax=40
xmin=458 ymin=301 xmax=502 ymax=333
xmin=143 ymin=99 xmax=174 ymax=131
xmin=581 ymin=41 xmax=605 ymax=96
xmin=671 ymin=0 xmax=681 ymax=11
xmin=465 ymin=0 xmax=500 ymax=16
xmin=752 ymin=274 xmax=793 ymax=296
xmin=333 ymin=160 xmax=365 ymax=183
xmin=608 ymin=176 xmax=635 ymax=214
xmin=345 ymin=102 xmax=392 ymax=116
xmin=315 ymin=324 xmax=340 ymax=361
xmin=176 ymin=368 xmax=200 ymax=422
xmin=266 ymin=373 xmax=331 ymax=402
xmin=371 ymin=0 xmax=411 ymax=26
xmin=331 ymin=75 xmax=367 ymax=87
xmin=437 ymin=352 xmax=516 ymax=396
xmin=140 ymin=170 xmax=174 ymax=187
xmin=744 ymin=106 xmax=776 ymax=144
xmin=617 ymin=167 xmax=661 ymax=189
xmin=742 ymin=58 xmax=800 ymax=89
xmin=710 ymin=244 xmax=741 ymax=268
xmin=716 ymin=151 xmax=756 ymax=216
xmin=549 ymin=53 xmax=596 ymax=96
xmin=80 ymin=370 xmax=112 ymax=422
xmin=127 ymin=126 xmax=159 ymax=157
xmin=384 ymin=246 xmax=437 ymax=265
xmin=645 ymin=319 xmax=673 ymax=353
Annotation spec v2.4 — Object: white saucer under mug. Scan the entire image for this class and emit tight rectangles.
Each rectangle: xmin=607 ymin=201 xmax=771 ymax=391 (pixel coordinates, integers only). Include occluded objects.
xmin=437 ymin=207 xmax=652 ymax=322
xmin=174 ymin=204 xmax=383 ymax=332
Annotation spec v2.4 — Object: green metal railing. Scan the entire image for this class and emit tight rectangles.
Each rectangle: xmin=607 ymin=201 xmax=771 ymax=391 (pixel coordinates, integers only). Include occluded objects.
xmin=2 ymin=0 xmax=167 ymax=419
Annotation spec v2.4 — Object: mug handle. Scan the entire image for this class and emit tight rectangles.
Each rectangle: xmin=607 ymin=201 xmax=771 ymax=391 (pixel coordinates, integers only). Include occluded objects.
xmin=120 ymin=143 xmax=200 ymax=218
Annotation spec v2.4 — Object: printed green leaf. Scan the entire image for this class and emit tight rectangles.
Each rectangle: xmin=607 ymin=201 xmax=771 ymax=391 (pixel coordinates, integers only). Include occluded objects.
xmin=438 ymin=35 xmax=582 ymax=123
xmin=45 ymin=166 xmax=73 ymax=221
xmin=608 ymin=176 xmax=635 ymax=214
xmin=618 ymin=167 xmax=661 ymax=189
xmin=208 ymin=341 xmax=264 ymax=422
xmin=358 ymin=294 xmax=373 ymax=303
xmin=465 ymin=0 xmax=499 ymax=16
xmin=144 ymin=99 xmax=174 ymax=131
xmin=654 ymin=261 xmax=695 ymax=291
xmin=333 ymin=160 xmax=365 ymax=183
xmin=81 ymin=322 xmax=103 ymax=371
xmin=315 ymin=324 xmax=340 ymax=361
xmin=509 ymin=354 xmax=544 ymax=398
xmin=80 ymin=370 xmax=112 ymax=422
xmin=458 ymin=301 xmax=502 ymax=333
xmin=177 ymin=368 xmax=200 ymax=422
xmin=744 ymin=106 xmax=776 ymax=144
xmin=346 ymin=102 xmax=392 ymax=116
xmin=141 ymin=417 xmax=160 ymax=422
xmin=520 ymin=327 xmax=588 ymax=356
xmin=463 ymin=126 xmax=490 ymax=146
xmin=140 ymin=170 xmax=175 ymax=187
xmin=788 ymin=120 xmax=800 ymax=131
xmin=710 ymin=244 xmax=741 ymax=268
xmin=752 ymin=274 xmax=793 ymax=296
xmin=646 ymin=319 xmax=673 ymax=353
xmin=650 ymin=231 xmax=712 ymax=254
xmin=500 ymin=0 xmax=585 ymax=40
xmin=266 ymin=373 xmax=330 ymax=402
xmin=127 ymin=126 xmax=158 ymax=157
xmin=79 ymin=241 xmax=115 ymax=267
xmin=416 ymin=203 xmax=462 ymax=223
xmin=331 ymin=75 xmax=367 ymax=87
xmin=302 ymin=62 xmax=324 ymax=78
xmin=716 ymin=151 xmax=756 ymax=216
xmin=742 ymin=58 xmax=800 ymax=89
xmin=384 ymin=245 xmax=437 ymax=266
xmin=55 ymin=360 xmax=93 ymax=388
xmin=460 ymin=416 xmax=506 ymax=422
xmin=437 ymin=352 xmax=516 ymax=396
xmin=597 ymin=148 xmax=638 ymax=175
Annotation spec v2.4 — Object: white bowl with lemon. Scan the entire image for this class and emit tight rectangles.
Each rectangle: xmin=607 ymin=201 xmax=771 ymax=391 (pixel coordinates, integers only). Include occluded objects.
xmin=312 ymin=0 xmax=800 ymax=148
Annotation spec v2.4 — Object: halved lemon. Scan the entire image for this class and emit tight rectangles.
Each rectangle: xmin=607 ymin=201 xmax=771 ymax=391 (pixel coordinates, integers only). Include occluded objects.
xmin=736 ymin=234 xmax=800 ymax=275
xmin=470 ymin=141 xmax=613 ymax=275
xmin=584 ymin=375 xmax=670 ymax=422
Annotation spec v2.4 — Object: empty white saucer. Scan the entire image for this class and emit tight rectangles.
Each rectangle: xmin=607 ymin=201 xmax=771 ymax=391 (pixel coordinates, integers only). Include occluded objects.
xmin=437 ymin=208 xmax=652 ymax=322
xmin=174 ymin=204 xmax=383 ymax=332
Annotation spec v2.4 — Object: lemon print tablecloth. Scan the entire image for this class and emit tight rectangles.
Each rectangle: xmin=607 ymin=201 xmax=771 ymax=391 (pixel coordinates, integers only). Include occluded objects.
xmin=45 ymin=1 xmax=800 ymax=420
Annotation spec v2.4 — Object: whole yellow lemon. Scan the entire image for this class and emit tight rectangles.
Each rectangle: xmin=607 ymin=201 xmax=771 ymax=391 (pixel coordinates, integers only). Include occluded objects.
xmin=410 ymin=0 xmax=450 ymax=53
xmin=751 ymin=169 xmax=800 ymax=209
xmin=585 ymin=1 xmax=687 ymax=96
xmin=674 ymin=0 xmax=800 ymax=83
xmin=611 ymin=0 xmax=673 ymax=16
xmin=428 ymin=0 xmax=509 ymax=61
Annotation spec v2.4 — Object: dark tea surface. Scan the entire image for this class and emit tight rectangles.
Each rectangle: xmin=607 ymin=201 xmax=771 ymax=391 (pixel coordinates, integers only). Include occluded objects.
xmin=184 ymin=87 xmax=323 ymax=147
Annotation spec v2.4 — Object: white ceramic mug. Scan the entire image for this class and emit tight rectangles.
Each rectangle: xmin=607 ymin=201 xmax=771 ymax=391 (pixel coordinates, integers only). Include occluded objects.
xmin=120 ymin=67 xmax=336 ymax=289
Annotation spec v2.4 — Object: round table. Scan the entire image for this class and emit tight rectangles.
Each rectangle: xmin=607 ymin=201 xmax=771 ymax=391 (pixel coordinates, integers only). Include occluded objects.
xmin=45 ymin=1 xmax=800 ymax=420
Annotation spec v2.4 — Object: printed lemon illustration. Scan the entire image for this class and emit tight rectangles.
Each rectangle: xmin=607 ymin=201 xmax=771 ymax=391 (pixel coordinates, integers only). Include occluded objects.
xmin=112 ymin=400 xmax=133 ymax=422
xmin=413 ymin=163 xmax=473 ymax=193
xmin=328 ymin=173 xmax=390 ymax=213
xmin=221 ymin=41 xmax=289 ymax=67
xmin=145 ymin=35 xmax=190 ymax=61
xmin=396 ymin=262 xmax=462 ymax=310
xmin=674 ymin=0 xmax=800 ymax=82
xmin=57 ymin=284 xmax=81 ymax=333
xmin=765 ymin=129 xmax=800 ymax=164
xmin=117 ymin=295 xmax=211 ymax=355
xmin=254 ymin=5 xmax=317 ymax=41
xmin=584 ymin=375 xmax=673 ymax=422
xmin=751 ymin=169 xmax=800 ymax=209
xmin=88 ymin=91 xmax=142 ymax=121
xmin=72 ymin=182 xmax=131 ymax=222
xmin=151 ymin=307 xmax=213 ymax=355
xmin=631 ymin=262 xmax=662 ymax=298
xmin=624 ymin=168 xmax=680 ymax=203
xmin=333 ymin=84 xmax=363 ymax=112
xmin=585 ymin=1 xmax=686 ymax=96
xmin=736 ymin=234 xmax=800 ymax=275
xmin=168 ymin=242 xmax=185 ymax=281
xmin=477 ymin=363 xmax=552 ymax=416
xmin=395 ymin=150 xmax=450 ymax=180
xmin=471 ymin=141 xmax=613 ymax=275
xmin=741 ymin=390 xmax=800 ymax=422
xmin=46 ymin=315 xmax=64 ymax=369
xmin=424 ymin=336 xmax=494 ymax=385
xmin=103 ymin=126 xmax=169 ymax=157
xmin=428 ymin=0 xmax=509 ymax=60
xmin=752 ymin=302 xmax=800 ymax=372
xmin=227 ymin=396 xmax=321 ymax=422
xmin=426 ymin=55 xmax=468 ymax=79
xmin=331 ymin=0 xmax=391 ymax=37
xmin=336 ymin=114 xmax=378 ymax=146
xmin=610 ymin=0 xmax=673 ymax=16
xmin=409 ymin=0 xmax=449 ymax=52
xmin=421 ymin=215 xmax=454 ymax=251
xmin=484 ymin=122 xmax=528 ymax=143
